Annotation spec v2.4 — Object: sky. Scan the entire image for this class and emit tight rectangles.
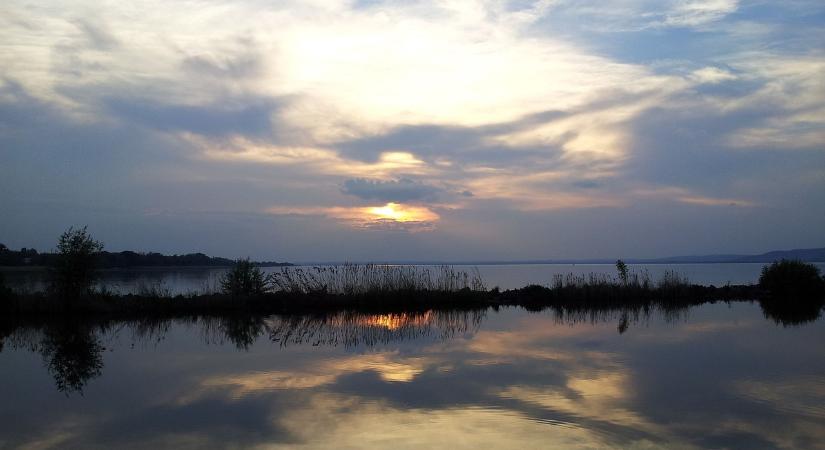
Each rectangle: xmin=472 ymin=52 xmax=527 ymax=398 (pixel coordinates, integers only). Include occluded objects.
xmin=1 ymin=0 xmax=824 ymax=262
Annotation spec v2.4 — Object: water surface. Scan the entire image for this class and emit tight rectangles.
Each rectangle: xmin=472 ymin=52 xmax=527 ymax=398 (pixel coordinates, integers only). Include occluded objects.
xmin=1 ymin=302 xmax=823 ymax=449
xmin=7 ymin=263 xmax=825 ymax=295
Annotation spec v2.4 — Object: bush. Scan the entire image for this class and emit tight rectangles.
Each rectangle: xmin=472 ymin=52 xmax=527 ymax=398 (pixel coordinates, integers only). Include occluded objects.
xmin=51 ymin=226 xmax=104 ymax=300
xmin=759 ymin=260 xmax=825 ymax=300
xmin=220 ymin=259 xmax=270 ymax=296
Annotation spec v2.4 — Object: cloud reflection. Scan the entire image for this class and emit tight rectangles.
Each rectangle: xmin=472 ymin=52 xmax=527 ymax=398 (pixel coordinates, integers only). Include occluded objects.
xmin=2 ymin=303 xmax=824 ymax=448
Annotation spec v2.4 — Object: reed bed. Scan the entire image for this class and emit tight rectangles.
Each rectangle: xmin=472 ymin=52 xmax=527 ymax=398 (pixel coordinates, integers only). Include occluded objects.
xmin=270 ymin=264 xmax=486 ymax=295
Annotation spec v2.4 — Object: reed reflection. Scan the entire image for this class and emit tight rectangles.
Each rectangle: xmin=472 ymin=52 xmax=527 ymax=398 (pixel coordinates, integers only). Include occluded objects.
xmin=1 ymin=300 xmax=817 ymax=395
xmin=0 ymin=309 xmax=486 ymax=394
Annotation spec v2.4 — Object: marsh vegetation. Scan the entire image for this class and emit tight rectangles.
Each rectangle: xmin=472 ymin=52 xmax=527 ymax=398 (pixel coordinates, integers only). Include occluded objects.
xmin=2 ymin=228 xmax=823 ymax=327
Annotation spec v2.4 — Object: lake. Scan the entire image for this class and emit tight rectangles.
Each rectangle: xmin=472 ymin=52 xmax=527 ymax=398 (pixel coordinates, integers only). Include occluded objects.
xmin=1 ymin=302 xmax=823 ymax=449
xmin=6 ymin=262 xmax=825 ymax=295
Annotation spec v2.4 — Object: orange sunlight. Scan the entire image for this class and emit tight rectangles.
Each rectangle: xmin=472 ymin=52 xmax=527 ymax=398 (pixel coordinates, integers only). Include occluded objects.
xmin=365 ymin=203 xmax=439 ymax=223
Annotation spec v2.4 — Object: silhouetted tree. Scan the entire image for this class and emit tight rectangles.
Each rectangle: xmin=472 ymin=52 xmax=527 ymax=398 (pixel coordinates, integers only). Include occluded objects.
xmin=220 ymin=258 xmax=270 ymax=296
xmin=50 ymin=226 xmax=104 ymax=301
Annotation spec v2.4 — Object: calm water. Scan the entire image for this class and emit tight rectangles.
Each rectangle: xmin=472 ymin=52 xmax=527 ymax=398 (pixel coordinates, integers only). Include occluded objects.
xmin=1 ymin=303 xmax=824 ymax=449
xmin=6 ymin=263 xmax=825 ymax=294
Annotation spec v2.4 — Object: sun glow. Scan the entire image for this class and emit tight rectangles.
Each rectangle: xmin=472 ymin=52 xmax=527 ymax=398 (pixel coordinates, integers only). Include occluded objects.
xmin=266 ymin=202 xmax=440 ymax=231
xmin=366 ymin=203 xmax=439 ymax=223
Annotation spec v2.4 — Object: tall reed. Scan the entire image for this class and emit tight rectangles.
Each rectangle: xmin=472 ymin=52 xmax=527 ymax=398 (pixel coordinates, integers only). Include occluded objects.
xmin=269 ymin=264 xmax=486 ymax=295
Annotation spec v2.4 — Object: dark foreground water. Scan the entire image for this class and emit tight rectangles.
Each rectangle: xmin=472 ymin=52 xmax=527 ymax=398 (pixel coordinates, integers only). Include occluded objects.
xmin=7 ymin=263 xmax=825 ymax=294
xmin=1 ymin=302 xmax=824 ymax=449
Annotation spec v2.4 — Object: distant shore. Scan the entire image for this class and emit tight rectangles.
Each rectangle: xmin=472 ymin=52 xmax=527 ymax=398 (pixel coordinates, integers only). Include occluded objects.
xmin=0 ymin=265 xmax=289 ymax=271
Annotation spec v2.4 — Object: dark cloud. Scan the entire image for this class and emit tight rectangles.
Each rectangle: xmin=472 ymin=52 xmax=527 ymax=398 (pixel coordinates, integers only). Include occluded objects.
xmin=103 ymin=96 xmax=281 ymax=137
xmin=333 ymin=110 xmax=571 ymax=174
xmin=336 ymin=124 xmax=480 ymax=162
xmin=571 ymin=180 xmax=602 ymax=189
xmin=624 ymin=94 xmax=825 ymax=202
xmin=341 ymin=178 xmax=442 ymax=203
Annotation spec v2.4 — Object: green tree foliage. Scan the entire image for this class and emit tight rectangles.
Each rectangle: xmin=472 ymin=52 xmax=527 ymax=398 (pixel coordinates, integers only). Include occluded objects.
xmin=220 ymin=259 xmax=270 ymax=296
xmin=51 ymin=226 xmax=104 ymax=300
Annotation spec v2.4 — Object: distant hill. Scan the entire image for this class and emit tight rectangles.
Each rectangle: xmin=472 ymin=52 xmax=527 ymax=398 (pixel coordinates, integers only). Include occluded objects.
xmin=315 ymin=247 xmax=825 ymax=266
xmin=642 ymin=248 xmax=825 ymax=264
xmin=0 ymin=245 xmax=291 ymax=268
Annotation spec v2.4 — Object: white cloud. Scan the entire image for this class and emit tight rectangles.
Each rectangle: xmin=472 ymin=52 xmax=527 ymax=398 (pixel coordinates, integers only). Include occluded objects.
xmin=662 ymin=0 xmax=739 ymax=27
xmin=690 ymin=66 xmax=738 ymax=84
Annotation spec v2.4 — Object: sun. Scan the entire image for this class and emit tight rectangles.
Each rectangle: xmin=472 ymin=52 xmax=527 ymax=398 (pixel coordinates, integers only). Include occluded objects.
xmin=366 ymin=203 xmax=438 ymax=223
xmin=368 ymin=203 xmax=410 ymax=222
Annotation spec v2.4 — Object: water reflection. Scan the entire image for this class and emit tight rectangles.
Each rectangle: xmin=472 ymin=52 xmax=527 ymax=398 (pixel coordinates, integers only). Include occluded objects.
xmin=1 ymin=301 xmax=821 ymax=396
xmin=759 ymin=296 xmax=825 ymax=326
xmin=266 ymin=310 xmax=484 ymax=348
xmin=1 ymin=309 xmax=486 ymax=394
xmin=1 ymin=304 xmax=823 ymax=449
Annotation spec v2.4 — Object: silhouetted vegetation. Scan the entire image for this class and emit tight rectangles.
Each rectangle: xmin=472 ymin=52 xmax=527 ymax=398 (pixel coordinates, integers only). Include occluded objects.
xmin=500 ymin=268 xmax=699 ymax=310
xmin=758 ymin=260 xmax=825 ymax=326
xmin=50 ymin=226 xmax=104 ymax=301
xmin=0 ymin=243 xmax=40 ymax=266
xmin=220 ymin=259 xmax=270 ymax=297
xmin=759 ymin=260 xmax=825 ymax=300
xmin=616 ymin=259 xmax=628 ymax=284
xmin=271 ymin=264 xmax=486 ymax=295
xmin=0 ymin=242 xmax=290 ymax=268
xmin=0 ymin=272 xmax=11 ymax=303
xmin=2 ymin=238 xmax=823 ymax=329
xmin=0 ymin=263 xmax=799 ymax=316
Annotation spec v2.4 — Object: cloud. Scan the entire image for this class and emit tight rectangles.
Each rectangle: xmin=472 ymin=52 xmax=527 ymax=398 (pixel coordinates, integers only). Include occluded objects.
xmin=266 ymin=203 xmax=440 ymax=232
xmin=103 ymin=96 xmax=281 ymax=137
xmin=0 ymin=0 xmax=823 ymax=259
xmin=690 ymin=67 xmax=738 ymax=84
xmin=534 ymin=0 xmax=740 ymax=32
xmin=662 ymin=0 xmax=739 ymax=27
xmin=71 ymin=18 xmax=120 ymax=50
xmin=341 ymin=178 xmax=442 ymax=203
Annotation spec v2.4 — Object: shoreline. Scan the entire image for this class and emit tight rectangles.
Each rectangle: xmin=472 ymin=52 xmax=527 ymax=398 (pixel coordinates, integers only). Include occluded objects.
xmin=0 ymin=283 xmax=767 ymax=315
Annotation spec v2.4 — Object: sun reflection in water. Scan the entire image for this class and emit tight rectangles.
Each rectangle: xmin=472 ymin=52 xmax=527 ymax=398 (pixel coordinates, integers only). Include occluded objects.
xmin=361 ymin=311 xmax=435 ymax=330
